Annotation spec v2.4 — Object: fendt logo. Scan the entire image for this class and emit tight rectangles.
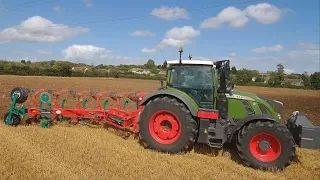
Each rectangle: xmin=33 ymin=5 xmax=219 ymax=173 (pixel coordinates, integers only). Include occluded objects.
xmin=225 ymin=94 xmax=254 ymax=101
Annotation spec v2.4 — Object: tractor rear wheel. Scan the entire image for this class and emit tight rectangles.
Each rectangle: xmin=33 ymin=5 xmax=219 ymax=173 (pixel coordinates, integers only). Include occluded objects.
xmin=236 ymin=120 xmax=295 ymax=170
xmin=138 ymin=96 xmax=198 ymax=153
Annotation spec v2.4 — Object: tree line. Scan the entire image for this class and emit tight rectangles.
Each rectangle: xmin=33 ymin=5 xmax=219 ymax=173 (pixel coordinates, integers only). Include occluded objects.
xmin=0 ymin=59 xmax=319 ymax=90
xmin=229 ymin=64 xmax=320 ymax=90
xmin=0 ymin=59 xmax=167 ymax=80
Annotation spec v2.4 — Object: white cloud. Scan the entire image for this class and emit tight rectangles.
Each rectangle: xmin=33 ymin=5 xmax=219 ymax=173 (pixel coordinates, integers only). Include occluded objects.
xmin=37 ymin=49 xmax=52 ymax=55
xmin=62 ymin=45 xmax=112 ymax=61
xmin=141 ymin=48 xmax=157 ymax=53
xmin=53 ymin=6 xmax=61 ymax=12
xmin=200 ymin=3 xmax=287 ymax=29
xmin=284 ymin=69 xmax=295 ymax=74
xmin=297 ymin=42 xmax=320 ymax=50
xmin=159 ymin=38 xmax=192 ymax=47
xmin=150 ymin=6 xmax=189 ymax=21
xmin=142 ymin=26 xmax=200 ymax=53
xmin=82 ymin=0 xmax=94 ymax=7
xmin=0 ymin=16 xmax=89 ymax=43
xmin=200 ymin=6 xmax=249 ymax=29
xmin=62 ymin=45 xmax=144 ymax=65
xmin=164 ymin=26 xmax=200 ymax=40
xmin=245 ymin=3 xmax=282 ymax=24
xmin=129 ymin=30 xmax=155 ymax=37
xmin=229 ymin=52 xmax=237 ymax=57
xmin=251 ymin=44 xmax=283 ymax=53
xmin=159 ymin=26 xmax=200 ymax=47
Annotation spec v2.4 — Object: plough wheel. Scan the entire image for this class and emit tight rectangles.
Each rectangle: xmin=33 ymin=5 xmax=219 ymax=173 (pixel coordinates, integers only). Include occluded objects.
xmin=236 ymin=120 xmax=295 ymax=170
xmin=3 ymin=112 xmax=21 ymax=126
xmin=10 ymin=87 xmax=28 ymax=103
xmin=138 ymin=96 xmax=198 ymax=153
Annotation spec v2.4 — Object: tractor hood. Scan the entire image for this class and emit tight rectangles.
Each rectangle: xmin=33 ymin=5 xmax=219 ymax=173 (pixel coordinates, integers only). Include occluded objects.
xmin=227 ymin=90 xmax=283 ymax=113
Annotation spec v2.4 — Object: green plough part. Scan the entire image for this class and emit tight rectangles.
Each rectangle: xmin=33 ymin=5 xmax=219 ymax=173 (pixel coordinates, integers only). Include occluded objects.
xmin=122 ymin=100 xmax=129 ymax=110
xmin=81 ymin=99 xmax=88 ymax=109
xmin=103 ymin=99 xmax=108 ymax=110
xmin=6 ymin=94 xmax=26 ymax=125
xmin=39 ymin=114 xmax=51 ymax=128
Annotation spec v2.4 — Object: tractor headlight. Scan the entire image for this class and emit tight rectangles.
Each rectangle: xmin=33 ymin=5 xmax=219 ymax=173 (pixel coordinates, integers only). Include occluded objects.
xmin=277 ymin=113 xmax=281 ymax=120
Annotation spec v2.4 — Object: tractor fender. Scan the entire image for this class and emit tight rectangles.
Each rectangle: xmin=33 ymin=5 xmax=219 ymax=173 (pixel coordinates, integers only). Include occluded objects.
xmin=140 ymin=89 xmax=198 ymax=117
xmin=228 ymin=114 xmax=276 ymax=143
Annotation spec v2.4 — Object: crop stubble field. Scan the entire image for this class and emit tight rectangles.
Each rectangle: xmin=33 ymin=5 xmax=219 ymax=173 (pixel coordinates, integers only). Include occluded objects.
xmin=0 ymin=75 xmax=319 ymax=180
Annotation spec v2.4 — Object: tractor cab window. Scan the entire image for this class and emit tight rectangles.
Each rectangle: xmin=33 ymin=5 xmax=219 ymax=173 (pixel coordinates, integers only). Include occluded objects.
xmin=168 ymin=65 xmax=213 ymax=107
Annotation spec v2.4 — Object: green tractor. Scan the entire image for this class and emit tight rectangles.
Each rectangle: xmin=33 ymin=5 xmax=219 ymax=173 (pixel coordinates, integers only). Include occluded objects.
xmin=138 ymin=47 xmax=319 ymax=170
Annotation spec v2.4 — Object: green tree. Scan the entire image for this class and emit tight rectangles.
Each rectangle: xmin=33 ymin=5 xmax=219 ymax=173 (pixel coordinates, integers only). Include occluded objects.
xmin=27 ymin=60 xmax=31 ymax=64
xmin=145 ymin=59 xmax=156 ymax=69
xmin=235 ymin=69 xmax=256 ymax=84
xmin=287 ymin=74 xmax=301 ymax=79
xmin=310 ymin=72 xmax=320 ymax=90
xmin=301 ymin=71 xmax=310 ymax=88
xmin=274 ymin=64 xmax=285 ymax=86
xmin=53 ymin=61 xmax=72 ymax=77
xmin=231 ymin=66 xmax=237 ymax=74
xmin=49 ymin=60 xmax=55 ymax=67
xmin=21 ymin=60 xmax=26 ymax=64
xmin=255 ymin=75 xmax=264 ymax=83
xmin=96 ymin=64 xmax=105 ymax=69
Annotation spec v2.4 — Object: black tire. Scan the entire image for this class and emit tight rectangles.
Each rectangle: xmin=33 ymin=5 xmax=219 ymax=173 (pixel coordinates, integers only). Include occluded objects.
xmin=10 ymin=87 xmax=28 ymax=103
xmin=3 ymin=112 xmax=21 ymax=126
xmin=236 ymin=120 xmax=295 ymax=170
xmin=138 ymin=96 xmax=198 ymax=153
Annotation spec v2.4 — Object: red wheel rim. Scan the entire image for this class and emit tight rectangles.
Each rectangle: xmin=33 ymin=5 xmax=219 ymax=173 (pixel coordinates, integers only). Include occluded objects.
xmin=249 ymin=133 xmax=282 ymax=162
xmin=148 ymin=110 xmax=181 ymax=144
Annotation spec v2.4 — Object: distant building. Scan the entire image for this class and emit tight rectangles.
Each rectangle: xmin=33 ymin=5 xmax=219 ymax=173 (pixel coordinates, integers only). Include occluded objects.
xmin=128 ymin=68 xmax=150 ymax=75
xmin=158 ymin=70 xmax=167 ymax=77
xmin=72 ymin=67 xmax=88 ymax=73
xmin=252 ymin=72 xmax=271 ymax=83
xmin=284 ymin=79 xmax=304 ymax=86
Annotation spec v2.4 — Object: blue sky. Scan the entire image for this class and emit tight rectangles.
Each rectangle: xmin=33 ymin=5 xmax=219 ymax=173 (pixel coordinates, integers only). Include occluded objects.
xmin=0 ymin=0 xmax=319 ymax=73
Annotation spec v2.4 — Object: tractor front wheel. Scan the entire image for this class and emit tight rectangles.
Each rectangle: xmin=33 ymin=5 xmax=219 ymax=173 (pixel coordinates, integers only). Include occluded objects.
xmin=236 ymin=120 xmax=295 ymax=170
xmin=138 ymin=96 xmax=198 ymax=153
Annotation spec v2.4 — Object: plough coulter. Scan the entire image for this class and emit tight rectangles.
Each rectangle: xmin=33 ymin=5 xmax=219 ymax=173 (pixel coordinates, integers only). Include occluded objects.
xmin=3 ymin=47 xmax=320 ymax=171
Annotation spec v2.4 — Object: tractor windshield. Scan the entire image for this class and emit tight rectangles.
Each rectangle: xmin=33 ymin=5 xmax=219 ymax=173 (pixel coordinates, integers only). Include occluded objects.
xmin=168 ymin=65 xmax=213 ymax=107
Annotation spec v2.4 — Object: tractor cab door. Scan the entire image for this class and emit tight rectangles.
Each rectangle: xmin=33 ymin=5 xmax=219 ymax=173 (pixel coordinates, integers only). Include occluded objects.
xmin=168 ymin=65 xmax=214 ymax=109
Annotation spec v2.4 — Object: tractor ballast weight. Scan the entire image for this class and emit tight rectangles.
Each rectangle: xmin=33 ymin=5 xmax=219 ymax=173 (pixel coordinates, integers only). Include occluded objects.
xmin=286 ymin=111 xmax=320 ymax=149
xmin=3 ymin=47 xmax=319 ymax=171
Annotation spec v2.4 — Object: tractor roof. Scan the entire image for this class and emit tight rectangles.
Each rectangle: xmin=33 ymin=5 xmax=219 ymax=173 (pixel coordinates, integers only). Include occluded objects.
xmin=167 ymin=60 xmax=214 ymax=66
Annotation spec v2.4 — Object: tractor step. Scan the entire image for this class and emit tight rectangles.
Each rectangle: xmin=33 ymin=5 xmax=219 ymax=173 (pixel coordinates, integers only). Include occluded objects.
xmin=286 ymin=111 xmax=320 ymax=149
xmin=197 ymin=118 xmax=228 ymax=148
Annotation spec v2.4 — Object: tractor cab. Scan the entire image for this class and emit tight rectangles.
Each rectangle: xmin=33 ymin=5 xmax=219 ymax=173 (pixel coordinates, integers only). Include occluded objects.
xmin=165 ymin=47 xmax=232 ymax=110
xmin=166 ymin=59 xmax=215 ymax=109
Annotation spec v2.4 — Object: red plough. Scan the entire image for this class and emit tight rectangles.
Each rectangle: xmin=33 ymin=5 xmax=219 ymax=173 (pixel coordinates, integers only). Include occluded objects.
xmin=6 ymin=87 xmax=148 ymax=131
